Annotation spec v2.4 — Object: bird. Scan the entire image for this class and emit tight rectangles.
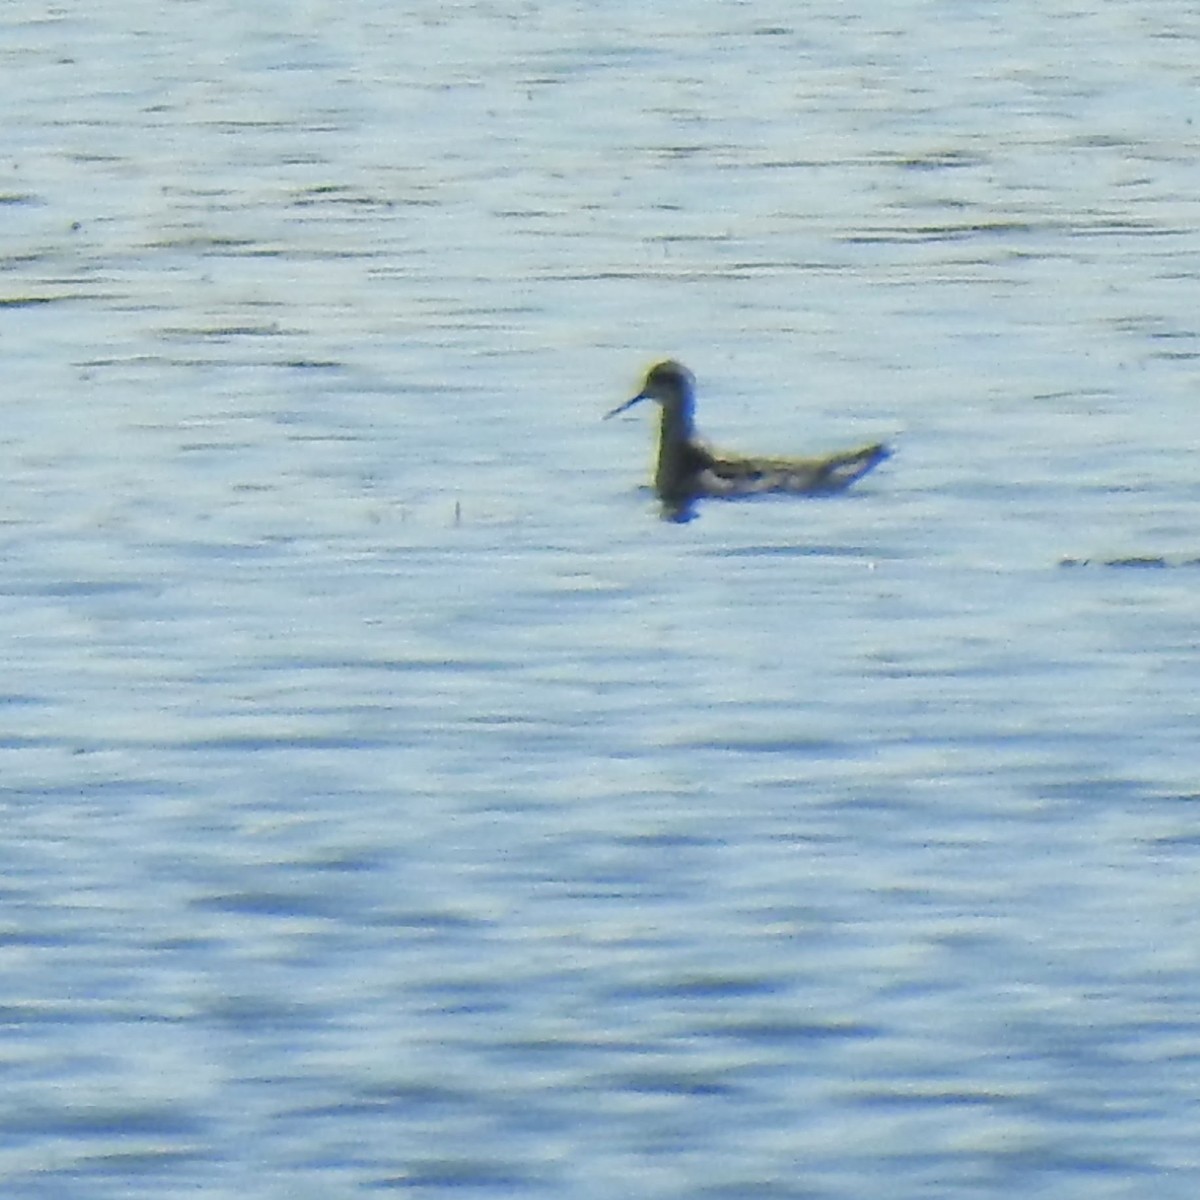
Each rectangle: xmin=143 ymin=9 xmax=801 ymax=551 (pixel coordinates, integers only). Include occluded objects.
xmin=605 ymin=360 xmax=890 ymax=519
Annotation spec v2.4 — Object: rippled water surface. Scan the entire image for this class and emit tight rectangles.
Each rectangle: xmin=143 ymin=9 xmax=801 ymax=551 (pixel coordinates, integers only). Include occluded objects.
xmin=4 ymin=2 xmax=1200 ymax=1197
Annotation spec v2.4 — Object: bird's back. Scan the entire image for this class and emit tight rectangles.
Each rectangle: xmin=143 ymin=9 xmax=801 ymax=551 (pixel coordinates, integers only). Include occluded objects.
xmin=700 ymin=442 xmax=890 ymax=498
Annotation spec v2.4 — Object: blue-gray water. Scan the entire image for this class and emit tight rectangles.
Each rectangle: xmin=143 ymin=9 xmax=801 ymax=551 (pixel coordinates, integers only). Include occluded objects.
xmin=4 ymin=3 xmax=1200 ymax=1197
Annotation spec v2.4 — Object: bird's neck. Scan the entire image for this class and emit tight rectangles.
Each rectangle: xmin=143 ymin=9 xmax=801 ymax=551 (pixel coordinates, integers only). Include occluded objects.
xmin=654 ymin=396 xmax=699 ymax=502
xmin=657 ymin=396 xmax=695 ymax=449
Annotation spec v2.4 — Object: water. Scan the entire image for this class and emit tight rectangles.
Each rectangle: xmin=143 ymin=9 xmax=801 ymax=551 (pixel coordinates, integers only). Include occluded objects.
xmin=3 ymin=2 xmax=1200 ymax=1196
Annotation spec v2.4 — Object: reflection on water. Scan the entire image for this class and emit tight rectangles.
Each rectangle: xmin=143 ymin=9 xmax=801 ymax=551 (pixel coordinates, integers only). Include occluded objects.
xmin=1060 ymin=556 xmax=1200 ymax=569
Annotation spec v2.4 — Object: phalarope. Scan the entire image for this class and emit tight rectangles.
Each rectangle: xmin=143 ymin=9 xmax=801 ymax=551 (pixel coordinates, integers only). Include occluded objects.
xmin=606 ymin=360 xmax=890 ymax=517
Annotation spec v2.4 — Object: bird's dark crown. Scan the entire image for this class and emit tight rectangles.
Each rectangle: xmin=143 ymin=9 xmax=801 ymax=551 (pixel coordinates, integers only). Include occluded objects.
xmin=639 ymin=360 xmax=695 ymax=399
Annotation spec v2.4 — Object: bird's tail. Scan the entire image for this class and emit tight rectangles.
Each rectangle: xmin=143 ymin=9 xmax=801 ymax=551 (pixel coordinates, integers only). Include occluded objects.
xmin=811 ymin=442 xmax=892 ymax=493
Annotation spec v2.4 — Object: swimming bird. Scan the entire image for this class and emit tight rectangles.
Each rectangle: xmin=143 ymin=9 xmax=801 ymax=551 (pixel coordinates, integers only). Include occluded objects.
xmin=606 ymin=360 xmax=890 ymax=518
